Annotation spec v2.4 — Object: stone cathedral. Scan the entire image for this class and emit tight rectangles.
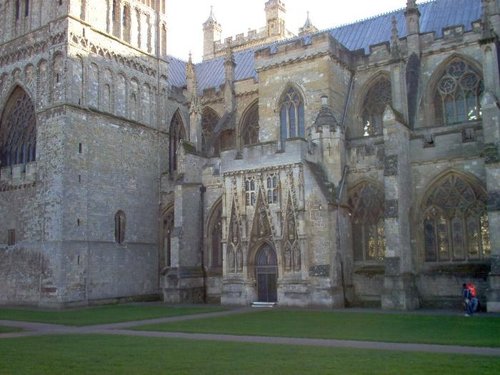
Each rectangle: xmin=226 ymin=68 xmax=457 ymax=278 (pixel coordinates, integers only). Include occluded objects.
xmin=1 ymin=0 xmax=500 ymax=311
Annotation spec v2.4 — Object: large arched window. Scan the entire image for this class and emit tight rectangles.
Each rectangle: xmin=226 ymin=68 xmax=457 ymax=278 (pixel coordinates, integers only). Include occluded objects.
xmin=434 ymin=59 xmax=483 ymax=126
xmin=241 ymin=101 xmax=259 ymax=146
xmin=349 ymin=182 xmax=386 ymax=262
xmin=361 ymin=77 xmax=392 ymax=137
xmin=201 ymin=107 xmax=219 ymax=156
xmin=422 ymin=174 xmax=490 ymax=262
xmin=280 ymin=87 xmax=304 ymax=144
xmin=169 ymin=110 xmax=185 ymax=175
xmin=0 ymin=87 xmax=36 ymax=167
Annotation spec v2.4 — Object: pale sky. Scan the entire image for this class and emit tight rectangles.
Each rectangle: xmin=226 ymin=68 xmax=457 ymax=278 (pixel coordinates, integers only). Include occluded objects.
xmin=167 ymin=0 xmax=422 ymax=62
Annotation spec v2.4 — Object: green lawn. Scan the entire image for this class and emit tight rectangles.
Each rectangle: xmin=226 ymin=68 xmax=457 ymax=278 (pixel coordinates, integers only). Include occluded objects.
xmin=0 ymin=335 xmax=499 ymax=375
xmin=0 ymin=326 xmax=21 ymax=334
xmin=0 ymin=304 xmax=224 ymax=326
xmin=135 ymin=309 xmax=500 ymax=347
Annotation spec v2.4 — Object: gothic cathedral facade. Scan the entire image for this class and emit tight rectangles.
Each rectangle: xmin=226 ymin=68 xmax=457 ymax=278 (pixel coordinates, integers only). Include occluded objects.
xmin=1 ymin=0 xmax=500 ymax=311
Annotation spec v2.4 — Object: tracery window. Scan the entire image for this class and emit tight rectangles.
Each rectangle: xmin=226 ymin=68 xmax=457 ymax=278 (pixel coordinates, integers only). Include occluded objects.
xmin=349 ymin=183 xmax=386 ymax=262
xmin=280 ymin=87 xmax=304 ymax=144
xmin=362 ymin=77 xmax=392 ymax=137
xmin=245 ymin=177 xmax=256 ymax=206
xmin=241 ymin=102 xmax=259 ymax=146
xmin=169 ymin=111 xmax=186 ymax=175
xmin=266 ymin=174 xmax=278 ymax=204
xmin=434 ymin=59 xmax=483 ymax=126
xmin=201 ymin=107 xmax=219 ymax=156
xmin=0 ymin=87 xmax=36 ymax=168
xmin=114 ymin=210 xmax=126 ymax=244
xmin=423 ymin=174 xmax=490 ymax=262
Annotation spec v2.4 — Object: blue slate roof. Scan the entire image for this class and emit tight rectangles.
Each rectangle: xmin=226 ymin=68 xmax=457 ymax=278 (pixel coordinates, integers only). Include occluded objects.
xmin=167 ymin=0 xmax=481 ymax=92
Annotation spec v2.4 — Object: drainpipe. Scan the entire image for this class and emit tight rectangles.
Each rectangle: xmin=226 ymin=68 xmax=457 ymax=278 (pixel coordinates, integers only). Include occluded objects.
xmin=200 ymin=184 xmax=208 ymax=303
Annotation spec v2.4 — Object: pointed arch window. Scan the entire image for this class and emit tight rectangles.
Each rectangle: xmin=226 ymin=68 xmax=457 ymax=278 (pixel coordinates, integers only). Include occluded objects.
xmin=0 ymin=87 xmax=36 ymax=167
xmin=423 ymin=174 xmax=490 ymax=262
xmin=169 ymin=111 xmax=186 ymax=175
xmin=201 ymin=107 xmax=219 ymax=156
xmin=349 ymin=183 xmax=386 ymax=262
xmin=208 ymin=201 xmax=223 ymax=270
xmin=241 ymin=102 xmax=259 ymax=146
xmin=114 ymin=210 xmax=126 ymax=244
xmin=280 ymin=87 xmax=304 ymax=144
xmin=434 ymin=59 xmax=483 ymax=126
xmin=362 ymin=77 xmax=392 ymax=137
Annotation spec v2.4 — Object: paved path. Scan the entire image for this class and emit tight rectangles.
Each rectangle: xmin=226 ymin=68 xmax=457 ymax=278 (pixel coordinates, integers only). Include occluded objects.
xmin=1 ymin=308 xmax=500 ymax=357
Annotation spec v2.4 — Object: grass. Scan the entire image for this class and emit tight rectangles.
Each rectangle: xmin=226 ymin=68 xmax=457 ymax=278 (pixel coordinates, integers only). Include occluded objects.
xmin=135 ymin=309 xmax=500 ymax=347
xmin=0 ymin=326 xmax=21 ymax=334
xmin=0 ymin=334 xmax=499 ymax=375
xmin=0 ymin=304 xmax=224 ymax=326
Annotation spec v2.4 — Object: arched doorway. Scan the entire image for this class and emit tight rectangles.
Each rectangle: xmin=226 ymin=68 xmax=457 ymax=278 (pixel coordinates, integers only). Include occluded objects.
xmin=255 ymin=244 xmax=278 ymax=302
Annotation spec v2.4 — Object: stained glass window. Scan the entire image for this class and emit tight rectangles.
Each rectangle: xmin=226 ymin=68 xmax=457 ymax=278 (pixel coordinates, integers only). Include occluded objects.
xmin=434 ymin=59 xmax=483 ymax=125
xmin=423 ymin=174 xmax=490 ymax=262
xmin=349 ymin=183 xmax=385 ymax=262
xmin=0 ymin=87 xmax=36 ymax=167
xmin=241 ymin=102 xmax=259 ymax=146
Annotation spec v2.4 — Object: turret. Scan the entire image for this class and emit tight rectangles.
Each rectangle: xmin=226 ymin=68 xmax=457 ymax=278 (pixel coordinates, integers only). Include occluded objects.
xmin=224 ymin=45 xmax=236 ymax=113
xmin=203 ymin=6 xmax=222 ymax=60
xmin=299 ymin=11 xmax=318 ymax=36
xmin=265 ymin=0 xmax=287 ymax=37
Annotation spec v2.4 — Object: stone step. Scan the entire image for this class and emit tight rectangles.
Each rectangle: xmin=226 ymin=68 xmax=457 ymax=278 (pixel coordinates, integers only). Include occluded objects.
xmin=251 ymin=302 xmax=276 ymax=308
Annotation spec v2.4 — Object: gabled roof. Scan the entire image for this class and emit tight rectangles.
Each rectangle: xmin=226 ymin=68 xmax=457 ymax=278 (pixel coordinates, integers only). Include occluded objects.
xmin=167 ymin=0 xmax=481 ymax=93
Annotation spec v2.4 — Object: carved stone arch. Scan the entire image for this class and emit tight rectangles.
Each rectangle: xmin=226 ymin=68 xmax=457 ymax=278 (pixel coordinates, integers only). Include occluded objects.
xmin=0 ymin=85 xmax=37 ymax=167
xmin=23 ymin=64 xmax=35 ymax=87
xmin=115 ymin=72 xmax=127 ymax=117
xmin=129 ymin=77 xmax=140 ymax=120
xmin=353 ymin=72 xmax=392 ymax=138
xmin=206 ymin=197 xmax=223 ymax=271
xmin=422 ymin=54 xmax=483 ymax=127
xmin=239 ymin=99 xmax=259 ymax=147
xmin=274 ymin=82 xmax=308 ymax=112
xmin=169 ymin=109 xmax=186 ymax=175
xmin=419 ymin=170 xmax=490 ymax=262
xmin=201 ymin=106 xmax=220 ymax=156
xmin=348 ymin=179 xmax=386 ymax=262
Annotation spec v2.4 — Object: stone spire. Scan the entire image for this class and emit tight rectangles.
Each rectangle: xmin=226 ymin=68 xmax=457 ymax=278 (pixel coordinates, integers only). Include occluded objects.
xmin=390 ymin=16 xmax=401 ymax=58
xmin=224 ymin=44 xmax=236 ymax=112
xmin=186 ymin=52 xmax=197 ymax=98
xmin=299 ymin=11 xmax=318 ymax=36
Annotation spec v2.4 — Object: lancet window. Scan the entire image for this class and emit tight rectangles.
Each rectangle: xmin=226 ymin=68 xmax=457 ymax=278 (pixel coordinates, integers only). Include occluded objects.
xmin=280 ymin=87 xmax=304 ymax=143
xmin=361 ymin=77 xmax=392 ymax=137
xmin=349 ymin=183 xmax=386 ymax=262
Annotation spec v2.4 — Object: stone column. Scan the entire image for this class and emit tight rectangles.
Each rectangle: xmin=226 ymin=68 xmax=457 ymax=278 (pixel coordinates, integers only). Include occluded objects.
xmin=381 ymin=107 xmax=419 ymax=310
